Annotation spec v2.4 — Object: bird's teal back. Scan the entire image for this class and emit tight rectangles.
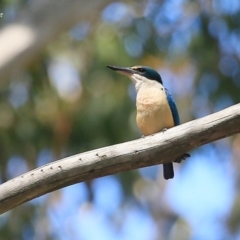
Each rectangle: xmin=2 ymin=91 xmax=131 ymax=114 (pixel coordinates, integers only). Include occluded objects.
xmin=165 ymin=88 xmax=180 ymax=126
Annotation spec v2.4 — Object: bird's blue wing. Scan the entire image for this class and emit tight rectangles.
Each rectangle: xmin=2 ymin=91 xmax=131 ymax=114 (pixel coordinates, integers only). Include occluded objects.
xmin=165 ymin=88 xmax=180 ymax=126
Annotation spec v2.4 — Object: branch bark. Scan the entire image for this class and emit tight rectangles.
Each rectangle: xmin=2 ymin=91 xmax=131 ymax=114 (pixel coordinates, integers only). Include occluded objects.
xmin=0 ymin=103 xmax=240 ymax=214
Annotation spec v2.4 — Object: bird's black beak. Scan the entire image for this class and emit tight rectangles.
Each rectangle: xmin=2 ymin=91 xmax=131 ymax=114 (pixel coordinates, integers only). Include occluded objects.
xmin=106 ymin=65 xmax=135 ymax=76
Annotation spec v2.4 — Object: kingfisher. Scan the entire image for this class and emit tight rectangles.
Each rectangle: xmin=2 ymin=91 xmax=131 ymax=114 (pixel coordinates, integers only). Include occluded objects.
xmin=106 ymin=65 xmax=189 ymax=180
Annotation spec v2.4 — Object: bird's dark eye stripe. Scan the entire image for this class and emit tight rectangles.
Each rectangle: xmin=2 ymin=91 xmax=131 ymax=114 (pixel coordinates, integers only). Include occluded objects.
xmin=138 ymin=68 xmax=145 ymax=72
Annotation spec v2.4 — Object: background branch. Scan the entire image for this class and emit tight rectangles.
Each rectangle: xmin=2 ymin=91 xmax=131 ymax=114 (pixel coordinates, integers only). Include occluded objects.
xmin=0 ymin=0 xmax=111 ymax=82
xmin=0 ymin=103 xmax=239 ymax=214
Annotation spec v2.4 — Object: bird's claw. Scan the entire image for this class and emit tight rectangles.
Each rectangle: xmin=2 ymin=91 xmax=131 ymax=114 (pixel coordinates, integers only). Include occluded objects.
xmin=174 ymin=153 xmax=190 ymax=163
xmin=162 ymin=128 xmax=168 ymax=133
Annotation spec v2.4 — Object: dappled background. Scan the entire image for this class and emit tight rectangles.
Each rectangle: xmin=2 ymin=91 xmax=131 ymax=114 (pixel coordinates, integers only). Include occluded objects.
xmin=0 ymin=0 xmax=240 ymax=239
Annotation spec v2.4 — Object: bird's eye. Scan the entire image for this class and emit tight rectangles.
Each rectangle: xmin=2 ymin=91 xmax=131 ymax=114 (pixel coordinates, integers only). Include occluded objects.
xmin=138 ymin=68 xmax=145 ymax=73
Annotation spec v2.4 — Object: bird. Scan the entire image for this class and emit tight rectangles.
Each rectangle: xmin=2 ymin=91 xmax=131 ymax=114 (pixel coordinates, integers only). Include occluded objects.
xmin=106 ymin=65 xmax=189 ymax=180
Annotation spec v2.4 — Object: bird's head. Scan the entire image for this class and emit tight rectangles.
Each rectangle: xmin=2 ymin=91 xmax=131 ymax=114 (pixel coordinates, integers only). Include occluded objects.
xmin=106 ymin=65 xmax=163 ymax=88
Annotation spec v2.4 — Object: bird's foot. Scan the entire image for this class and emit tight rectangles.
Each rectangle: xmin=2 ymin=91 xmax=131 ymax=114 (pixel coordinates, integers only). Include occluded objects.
xmin=174 ymin=153 xmax=190 ymax=163
xmin=161 ymin=128 xmax=168 ymax=133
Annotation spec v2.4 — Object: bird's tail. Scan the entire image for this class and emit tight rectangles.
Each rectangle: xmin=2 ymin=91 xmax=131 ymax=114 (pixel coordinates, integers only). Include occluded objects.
xmin=163 ymin=163 xmax=174 ymax=180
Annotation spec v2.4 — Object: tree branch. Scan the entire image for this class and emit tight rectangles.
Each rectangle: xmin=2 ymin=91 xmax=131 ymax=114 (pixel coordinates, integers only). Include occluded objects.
xmin=0 ymin=103 xmax=240 ymax=214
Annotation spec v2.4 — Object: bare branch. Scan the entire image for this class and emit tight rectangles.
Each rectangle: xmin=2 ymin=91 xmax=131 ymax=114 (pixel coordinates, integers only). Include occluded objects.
xmin=0 ymin=0 xmax=112 ymax=82
xmin=0 ymin=103 xmax=240 ymax=214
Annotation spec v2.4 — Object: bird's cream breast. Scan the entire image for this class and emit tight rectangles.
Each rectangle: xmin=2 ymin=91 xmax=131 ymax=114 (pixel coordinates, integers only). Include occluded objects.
xmin=136 ymin=85 xmax=174 ymax=135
